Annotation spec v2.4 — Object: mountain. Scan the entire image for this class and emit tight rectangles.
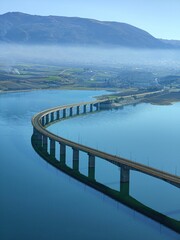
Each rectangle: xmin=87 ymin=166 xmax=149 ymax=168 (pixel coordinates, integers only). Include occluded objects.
xmin=0 ymin=12 xmax=172 ymax=48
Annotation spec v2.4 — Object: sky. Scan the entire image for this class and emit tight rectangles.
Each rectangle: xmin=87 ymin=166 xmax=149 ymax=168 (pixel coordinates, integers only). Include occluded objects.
xmin=0 ymin=0 xmax=180 ymax=40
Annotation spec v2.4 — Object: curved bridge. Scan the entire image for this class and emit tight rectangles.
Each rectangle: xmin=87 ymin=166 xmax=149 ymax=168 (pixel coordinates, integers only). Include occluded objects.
xmin=31 ymin=99 xmax=180 ymax=188
xmin=31 ymin=98 xmax=180 ymax=233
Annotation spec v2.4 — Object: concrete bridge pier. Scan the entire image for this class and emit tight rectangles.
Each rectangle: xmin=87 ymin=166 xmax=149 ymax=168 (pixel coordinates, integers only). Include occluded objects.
xmin=56 ymin=110 xmax=60 ymax=120
xmin=63 ymin=109 xmax=66 ymax=118
xmin=77 ymin=106 xmax=80 ymax=115
xmin=83 ymin=105 xmax=87 ymax=113
xmin=70 ymin=107 xmax=73 ymax=117
xmin=120 ymin=166 xmax=130 ymax=183
xmin=46 ymin=114 xmax=49 ymax=124
xmin=73 ymin=148 xmax=79 ymax=171
xmin=90 ymin=104 xmax=93 ymax=112
xmin=95 ymin=102 xmax=100 ymax=111
xmin=51 ymin=112 xmax=54 ymax=122
xmin=50 ymin=139 xmax=56 ymax=158
xmin=88 ymin=154 xmax=95 ymax=180
xmin=120 ymin=166 xmax=130 ymax=195
xmin=59 ymin=142 xmax=66 ymax=164
xmin=41 ymin=116 xmax=45 ymax=126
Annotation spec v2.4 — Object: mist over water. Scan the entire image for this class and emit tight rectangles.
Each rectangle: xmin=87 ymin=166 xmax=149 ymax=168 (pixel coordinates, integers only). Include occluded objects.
xmin=0 ymin=44 xmax=180 ymax=68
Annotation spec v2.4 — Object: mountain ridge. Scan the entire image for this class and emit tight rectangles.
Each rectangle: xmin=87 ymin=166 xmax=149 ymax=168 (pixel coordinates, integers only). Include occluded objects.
xmin=0 ymin=12 xmax=174 ymax=48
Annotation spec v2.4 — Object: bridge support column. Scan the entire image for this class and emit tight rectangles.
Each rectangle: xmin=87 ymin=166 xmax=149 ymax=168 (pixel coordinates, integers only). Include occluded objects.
xmin=56 ymin=110 xmax=60 ymax=120
xmin=50 ymin=139 xmax=56 ymax=158
xmin=83 ymin=105 xmax=87 ymax=113
xmin=73 ymin=148 xmax=79 ymax=171
xmin=63 ymin=109 xmax=66 ymax=118
xmin=95 ymin=102 xmax=100 ymax=111
xmin=77 ymin=106 xmax=80 ymax=115
xmin=51 ymin=112 xmax=54 ymax=122
xmin=70 ymin=107 xmax=73 ymax=117
xmin=60 ymin=142 xmax=66 ymax=164
xmin=120 ymin=166 xmax=130 ymax=195
xmin=120 ymin=166 xmax=130 ymax=183
xmin=46 ymin=114 xmax=49 ymax=124
xmin=88 ymin=154 xmax=95 ymax=180
xmin=90 ymin=104 xmax=93 ymax=112
xmin=41 ymin=116 xmax=45 ymax=126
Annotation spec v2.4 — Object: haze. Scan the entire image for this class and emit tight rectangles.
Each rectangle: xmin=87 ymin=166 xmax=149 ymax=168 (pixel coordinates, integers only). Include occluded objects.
xmin=0 ymin=44 xmax=180 ymax=70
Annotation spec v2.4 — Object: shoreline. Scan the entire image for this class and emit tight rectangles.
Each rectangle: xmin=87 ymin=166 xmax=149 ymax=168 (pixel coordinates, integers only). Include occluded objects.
xmin=0 ymin=86 xmax=115 ymax=95
xmin=0 ymin=87 xmax=180 ymax=106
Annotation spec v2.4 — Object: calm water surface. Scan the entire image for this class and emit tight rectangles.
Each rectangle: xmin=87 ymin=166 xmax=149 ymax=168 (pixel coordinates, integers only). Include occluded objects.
xmin=0 ymin=90 xmax=179 ymax=240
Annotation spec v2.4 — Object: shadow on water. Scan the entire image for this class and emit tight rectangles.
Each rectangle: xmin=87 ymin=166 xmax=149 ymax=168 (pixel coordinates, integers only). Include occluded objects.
xmin=31 ymin=134 xmax=180 ymax=234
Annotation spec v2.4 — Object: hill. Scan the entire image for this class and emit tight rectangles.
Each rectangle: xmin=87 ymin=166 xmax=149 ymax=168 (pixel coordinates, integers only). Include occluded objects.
xmin=0 ymin=12 xmax=172 ymax=48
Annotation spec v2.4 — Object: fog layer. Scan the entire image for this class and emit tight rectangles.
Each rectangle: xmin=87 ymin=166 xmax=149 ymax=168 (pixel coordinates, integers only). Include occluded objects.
xmin=0 ymin=44 xmax=180 ymax=69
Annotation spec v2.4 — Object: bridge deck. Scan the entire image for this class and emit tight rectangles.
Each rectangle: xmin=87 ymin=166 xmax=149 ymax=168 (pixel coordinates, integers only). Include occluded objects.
xmin=32 ymin=100 xmax=180 ymax=187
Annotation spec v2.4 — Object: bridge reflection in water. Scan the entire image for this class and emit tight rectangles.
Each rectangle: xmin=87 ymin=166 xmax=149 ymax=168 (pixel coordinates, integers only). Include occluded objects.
xmin=31 ymin=99 xmax=180 ymax=233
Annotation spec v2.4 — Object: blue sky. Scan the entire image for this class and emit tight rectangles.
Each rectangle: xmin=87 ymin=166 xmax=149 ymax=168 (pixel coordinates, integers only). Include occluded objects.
xmin=1 ymin=0 xmax=180 ymax=40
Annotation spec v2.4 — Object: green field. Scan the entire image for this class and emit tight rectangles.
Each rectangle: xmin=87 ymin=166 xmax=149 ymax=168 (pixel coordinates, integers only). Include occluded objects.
xmin=0 ymin=63 xmax=180 ymax=100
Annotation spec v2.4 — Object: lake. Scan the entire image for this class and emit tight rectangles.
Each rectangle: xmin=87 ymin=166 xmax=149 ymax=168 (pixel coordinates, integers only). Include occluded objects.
xmin=0 ymin=90 xmax=180 ymax=240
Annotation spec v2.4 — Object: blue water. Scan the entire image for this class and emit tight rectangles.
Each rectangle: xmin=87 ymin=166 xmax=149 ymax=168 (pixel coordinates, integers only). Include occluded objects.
xmin=49 ymin=101 xmax=180 ymax=220
xmin=0 ymin=90 xmax=179 ymax=240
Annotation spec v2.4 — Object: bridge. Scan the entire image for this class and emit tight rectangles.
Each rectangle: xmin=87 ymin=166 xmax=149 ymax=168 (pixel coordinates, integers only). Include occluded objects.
xmin=31 ymin=98 xmax=180 ymax=233
xmin=31 ymin=99 xmax=180 ymax=188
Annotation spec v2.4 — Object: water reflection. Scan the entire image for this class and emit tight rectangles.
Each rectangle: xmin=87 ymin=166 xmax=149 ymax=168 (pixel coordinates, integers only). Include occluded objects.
xmin=1 ymin=89 xmax=179 ymax=240
xmin=31 ymin=134 xmax=180 ymax=233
